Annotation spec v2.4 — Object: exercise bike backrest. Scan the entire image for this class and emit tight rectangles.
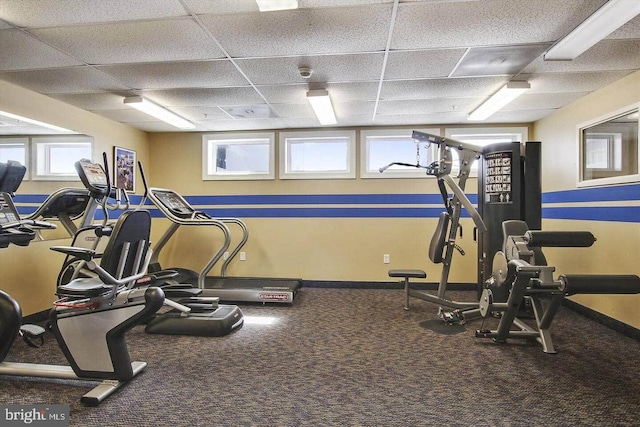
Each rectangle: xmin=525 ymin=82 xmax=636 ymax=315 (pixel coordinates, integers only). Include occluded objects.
xmin=0 ymin=160 xmax=26 ymax=195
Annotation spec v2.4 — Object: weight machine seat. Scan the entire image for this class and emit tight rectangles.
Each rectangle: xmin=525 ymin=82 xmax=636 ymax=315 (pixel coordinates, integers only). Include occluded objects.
xmin=502 ymin=220 xmax=547 ymax=266
xmin=560 ymin=274 xmax=640 ymax=295
xmin=388 ymin=269 xmax=427 ymax=279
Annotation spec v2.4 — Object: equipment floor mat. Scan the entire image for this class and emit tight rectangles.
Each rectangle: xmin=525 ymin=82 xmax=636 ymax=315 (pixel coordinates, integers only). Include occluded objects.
xmin=419 ymin=319 xmax=466 ymax=335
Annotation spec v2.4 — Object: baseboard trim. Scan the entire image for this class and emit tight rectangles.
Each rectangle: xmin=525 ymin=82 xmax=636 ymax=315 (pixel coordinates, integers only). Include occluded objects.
xmin=301 ymin=280 xmax=477 ymax=291
xmin=562 ymin=299 xmax=640 ymax=342
xmin=23 ymin=310 xmax=49 ymax=324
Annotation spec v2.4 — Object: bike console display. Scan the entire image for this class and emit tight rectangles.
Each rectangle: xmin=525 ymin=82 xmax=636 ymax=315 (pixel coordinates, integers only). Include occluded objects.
xmin=75 ymin=160 xmax=109 ymax=198
xmin=152 ymin=190 xmax=194 ymax=219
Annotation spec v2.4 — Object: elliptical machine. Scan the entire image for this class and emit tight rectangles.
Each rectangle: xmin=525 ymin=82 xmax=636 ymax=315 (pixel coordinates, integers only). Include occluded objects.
xmin=0 ymin=159 xmax=165 ymax=405
xmin=56 ymin=157 xmax=243 ymax=337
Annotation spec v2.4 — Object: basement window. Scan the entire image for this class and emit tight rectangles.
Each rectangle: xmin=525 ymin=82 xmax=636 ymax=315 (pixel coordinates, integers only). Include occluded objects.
xmin=279 ymin=130 xmax=356 ymax=180
xmin=202 ymin=132 xmax=274 ymax=180
xmin=0 ymin=138 xmax=28 ymax=179
xmin=31 ymin=136 xmax=92 ymax=181
xmin=360 ymin=128 xmax=440 ymax=179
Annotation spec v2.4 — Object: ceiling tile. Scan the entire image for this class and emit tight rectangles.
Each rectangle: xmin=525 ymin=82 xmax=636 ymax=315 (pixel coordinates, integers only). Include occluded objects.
xmin=501 ymin=92 xmax=589 ymax=111
xmin=141 ymin=87 xmax=265 ymax=107
xmin=392 ymin=0 xmax=606 ymax=49
xmin=524 ymin=39 xmax=640 ymax=74
xmin=384 ymin=49 xmax=466 ymax=80
xmin=0 ymin=28 xmax=84 ymax=71
xmin=0 ymin=67 xmax=130 ymax=93
xmin=30 ymin=19 xmax=226 ymax=65
xmin=376 ymin=97 xmax=483 ymax=115
xmin=381 ymin=77 xmax=507 ymax=100
xmin=0 ymin=0 xmax=188 ymax=27
xmin=97 ymin=60 xmax=249 ymax=90
xmin=199 ymin=5 xmax=392 ymax=57
xmin=236 ymin=53 xmax=384 ymax=85
xmin=49 ymin=92 xmax=133 ymax=110
xmin=450 ymin=44 xmax=550 ymax=77
xmin=522 ymin=70 xmax=635 ymax=95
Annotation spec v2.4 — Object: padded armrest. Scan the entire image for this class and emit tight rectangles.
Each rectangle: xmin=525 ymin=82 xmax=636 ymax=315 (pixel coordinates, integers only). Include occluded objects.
xmin=50 ymin=245 xmax=96 ymax=261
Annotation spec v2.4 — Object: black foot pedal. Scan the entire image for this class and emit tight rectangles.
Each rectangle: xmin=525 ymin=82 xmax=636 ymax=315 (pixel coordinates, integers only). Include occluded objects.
xmin=438 ymin=307 xmax=465 ymax=325
xmin=20 ymin=324 xmax=46 ymax=348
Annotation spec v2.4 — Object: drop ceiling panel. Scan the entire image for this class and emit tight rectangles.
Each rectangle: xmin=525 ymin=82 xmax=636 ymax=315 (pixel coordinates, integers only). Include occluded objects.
xmin=524 ymin=39 xmax=640 ymax=74
xmin=142 ymin=87 xmax=265 ymax=107
xmin=0 ymin=28 xmax=84 ymax=71
xmin=373 ymin=111 xmax=470 ymax=126
xmin=30 ymin=19 xmax=226 ymax=65
xmin=606 ymin=14 xmax=640 ymax=40
xmin=48 ymin=92 xmax=133 ymax=110
xmin=236 ymin=53 xmax=384 ymax=86
xmin=0 ymin=67 xmax=130 ymax=94
xmin=196 ymin=118 xmax=289 ymax=132
xmin=450 ymin=44 xmax=550 ymax=77
xmin=258 ymin=82 xmax=379 ymax=104
xmin=485 ymin=108 xmax=557 ymax=124
xmin=384 ymin=49 xmax=466 ymax=80
xmin=0 ymin=0 xmax=189 ymax=27
xmin=199 ymin=5 xmax=392 ymax=57
xmin=271 ymin=103 xmax=317 ymax=119
xmin=522 ymin=71 xmax=635 ymax=95
xmin=167 ymin=106 xmax=232 ymax=121
xmin=94 ymin=108 xmax=165 ymax=123
xmin=380 ymin=77 xmax=507 ymax=100
xmin=96 ymin=60 xmax=248 ymax=90
xmin=376 ymin=97 xmax=483 ymax=115
xmin=501 ymin=92 xmax=589 ymax=111
xmin=392 ymin=0 xmax=607 ymax=50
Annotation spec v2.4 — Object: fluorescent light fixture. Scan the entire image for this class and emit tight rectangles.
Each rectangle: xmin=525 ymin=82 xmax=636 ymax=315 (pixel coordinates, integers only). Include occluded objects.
xmin=545 ymin=0 xmax=640 ymax=61
xmin=123 ymin=96 xmax=195 ymax=129
xmin=467 ymin=81 xmax=530 ymax=121
xmin=306 ymin=89 xmax=337 ymax=125
xmin=0 ymin=110 xmax=75 ymax=133
xmin=256 ymin=0 xmax=298 ymax=12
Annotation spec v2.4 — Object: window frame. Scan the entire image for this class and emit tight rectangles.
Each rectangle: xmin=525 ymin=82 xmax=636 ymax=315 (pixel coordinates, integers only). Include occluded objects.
xmin=279 ymin=130 xmax=356 ymax=180
xmin=577 ymin=103 xmax=639 ymax=188
xmin=360 ymin=128 xmax=441 ymax=179
xmin=0 ymin=137 xmax=29 ymax=180
xmin=444 ymin=127 xmax=529 ymax=177
xmin=201 ymin=132 xmax=275 ymax=181
xmin=31 ymin=135 xmax=93 ymax=181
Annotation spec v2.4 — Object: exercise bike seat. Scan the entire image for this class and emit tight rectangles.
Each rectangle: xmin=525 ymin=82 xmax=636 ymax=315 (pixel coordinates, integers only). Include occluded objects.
xmin=57 ymin=277 xmax=119 ymax=297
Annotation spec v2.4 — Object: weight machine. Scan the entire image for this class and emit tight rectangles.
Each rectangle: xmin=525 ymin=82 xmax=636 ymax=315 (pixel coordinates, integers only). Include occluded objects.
xmin=476 ymin=221 xmax=640 ymax=353
xmin=382 ymin=131 xmax=487 ymax=323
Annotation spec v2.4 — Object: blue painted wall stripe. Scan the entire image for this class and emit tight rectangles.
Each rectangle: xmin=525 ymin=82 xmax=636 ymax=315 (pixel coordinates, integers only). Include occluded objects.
xmin=11 ymin=188 xmax=640 ymax=221
xmin=543 ymin=206 xmax=640 ymax=222
xmin=543 ymin=183 xmax=640 ymax=204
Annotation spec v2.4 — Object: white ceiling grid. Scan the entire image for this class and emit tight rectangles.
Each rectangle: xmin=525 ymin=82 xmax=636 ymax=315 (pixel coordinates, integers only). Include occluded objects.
xmin=0 ymin=0 xmax=638 ymax=134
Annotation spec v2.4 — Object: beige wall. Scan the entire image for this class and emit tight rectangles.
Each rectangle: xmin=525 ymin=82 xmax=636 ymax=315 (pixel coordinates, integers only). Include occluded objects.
xmin=146 ymin=130 xmax=487 ymax=284
xmin=0 ymin=81 xmax=149 ymax=315
xmin=533 ymin=70 xmax=640 ymax=328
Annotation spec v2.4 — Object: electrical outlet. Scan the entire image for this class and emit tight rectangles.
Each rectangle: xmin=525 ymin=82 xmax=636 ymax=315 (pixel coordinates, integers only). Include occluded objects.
xmin=383 ymin=254 xmax=390 ymax=264
xmin=240 ymin=251 xmax=246 ymax=261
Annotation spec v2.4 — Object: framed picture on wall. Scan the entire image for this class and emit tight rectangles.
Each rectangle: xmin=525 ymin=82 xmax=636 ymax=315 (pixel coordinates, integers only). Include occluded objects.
xmin=113 ymin=146 xmax=136 ymax=193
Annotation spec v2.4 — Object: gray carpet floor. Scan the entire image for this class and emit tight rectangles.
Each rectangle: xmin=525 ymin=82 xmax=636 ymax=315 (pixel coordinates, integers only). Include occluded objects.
xmin=2 ymin=287 xmax=640 ymax=426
